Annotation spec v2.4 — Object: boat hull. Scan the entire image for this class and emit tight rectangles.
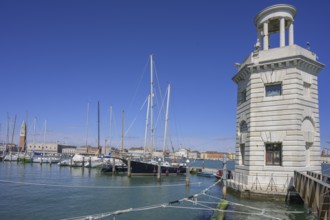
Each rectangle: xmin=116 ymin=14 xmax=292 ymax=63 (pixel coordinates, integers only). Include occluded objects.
xmin=100 ymin=165 xmax=128 ymax=173
xmin=125 ymin=160 xmax=186 ymax=176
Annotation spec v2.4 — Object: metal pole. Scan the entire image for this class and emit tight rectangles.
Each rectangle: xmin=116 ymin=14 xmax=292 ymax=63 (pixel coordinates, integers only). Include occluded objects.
xmin=121 ymin=110 xmax=125 ymax=157
xmin=223 ymin=154 xmax=227 ymax=199
xmin=109 ymin=106 xmax=113 ymax=154
xmin=186 ymin=159 xmax=190 ymax=186
xmin=98 ymin=101 xmax=100 ymax=154
xmin=150 ymin=54 xmax=154 ymax=154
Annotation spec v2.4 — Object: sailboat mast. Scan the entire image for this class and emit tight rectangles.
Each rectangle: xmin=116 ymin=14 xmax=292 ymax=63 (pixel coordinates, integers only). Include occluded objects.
xmin=109 ymin=105 xmax=113 ymax=153
xmin=150 ymin=54 xmax=154 ymax=154
xmin=143 ymin=95 xmax=151 ymax=158
xmin=163 ymin=84 xmax=171 ymax=161
xmin=85 ymin=102 xmax=90 ymax=147
xmin=33 ymin=117 xmax=36 ymax=145
xmin=98 ymin=101 xmax=100 ymax=154
xmin=121 ymin=110 xmax=125 ymax=155
xmin=6 ymin=113 xmax=9 ymax=148
xmin=11 ymin=114 xmax=16 ymax=144
xmin=43 ymin=120 xmax=47 ymax=148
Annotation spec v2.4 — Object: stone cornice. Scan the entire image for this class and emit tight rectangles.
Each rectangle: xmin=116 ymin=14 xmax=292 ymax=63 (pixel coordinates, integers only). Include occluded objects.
xmin=232 ymin=55 xmax=324 ymax=84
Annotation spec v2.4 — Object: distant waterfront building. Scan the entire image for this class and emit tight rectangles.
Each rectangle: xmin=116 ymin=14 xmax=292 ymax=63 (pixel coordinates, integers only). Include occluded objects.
xmin=200 ymin=151 xmax=226 ymax=160
xmin=174 ymin=148 xmax=189 ymax=158
xmin=75 ymin=146 xmax=99 ymax=155
xmin=128 ymin=147 xmax=145 ymax=158
xmin=19 ymin=120 xmax=27 ymax=152
xmin=27 ymin=143 xmax=76 ymax=154
xmin=230 ymin=4 xmax=324 ymax=195
xmin=189 ymin=151 xmax=200 ymax=159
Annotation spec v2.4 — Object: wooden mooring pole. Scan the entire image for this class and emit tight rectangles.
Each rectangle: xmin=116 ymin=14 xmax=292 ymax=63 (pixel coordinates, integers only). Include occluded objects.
xmin=157 ymin=159 xmax=161 ymax=182
xmin=127 ymin=158 xmax=131 ymax=177
xmin=112 ymin=157 xmax=115 ymax=175
xmin=222 ymin=154 xmax=227 ymax=200
xmin=186 ymin=159 xmax=190 ymax=186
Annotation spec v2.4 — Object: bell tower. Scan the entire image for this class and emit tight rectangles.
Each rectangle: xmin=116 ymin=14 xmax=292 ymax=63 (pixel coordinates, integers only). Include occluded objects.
xmin=19 ymin=120 xmax=27 ymax=152
xmin=230 ymin=4 xmax=324 ymax=194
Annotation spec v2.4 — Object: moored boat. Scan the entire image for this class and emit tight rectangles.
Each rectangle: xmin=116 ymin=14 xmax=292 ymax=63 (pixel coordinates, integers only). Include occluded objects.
xmin=126 ymin=159 xmax=186 ymax=176
xmin=125 ymin=55 xmax=187 ymax=176
xmin=100 ymin=164 xmax=128 ymax=173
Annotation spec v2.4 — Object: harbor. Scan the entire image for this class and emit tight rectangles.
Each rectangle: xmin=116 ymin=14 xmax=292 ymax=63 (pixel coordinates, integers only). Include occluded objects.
xmin=1 ymin=1 xmax=330 ymax=220
xmin=0 ymin=159 xmax=314 ymax=220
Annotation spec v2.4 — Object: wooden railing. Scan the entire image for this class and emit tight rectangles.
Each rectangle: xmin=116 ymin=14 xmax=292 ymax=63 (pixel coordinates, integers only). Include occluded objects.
xmin=294 ymin=171 xmax=330 ymax=219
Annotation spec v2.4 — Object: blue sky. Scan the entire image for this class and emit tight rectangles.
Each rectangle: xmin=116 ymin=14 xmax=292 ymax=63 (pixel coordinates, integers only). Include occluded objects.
xmin=1 ymin=1 xmax=330 ymax=152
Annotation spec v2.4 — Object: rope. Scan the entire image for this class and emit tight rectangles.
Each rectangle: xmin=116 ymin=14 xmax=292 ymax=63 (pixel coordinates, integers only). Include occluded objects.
xmin=125 ymin=95 xmax=149 ymax=136
xmin=59 ymin=177 xmax=305 ymax=220
xmin=128 ymin=57 xmax=149 ymax=111
xmin=200 ymin=192 xmax=304 ymax=214
xmin=165 ymin=205 xmax=282 ymax=219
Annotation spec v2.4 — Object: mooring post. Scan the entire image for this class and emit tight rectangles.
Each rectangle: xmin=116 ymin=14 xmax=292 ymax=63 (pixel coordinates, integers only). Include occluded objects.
xmin=127 ymin=157 xmax=131 ymax=177
xmin=82 ymin=156 xmax=85 ymax=167
xmin=112 ymin=157 xmax=115 ymax=175
xmin=186 ymin=159 xmax=190 ymax=186
xmin=70 ymin=155 xmax=73 ymax=166
xmin=89 ymin=156 xmax=91 ymax=168
xmin=222 ymin=154 xmax=227 ymax=199
xmin=157 ymin=158 xmax=161 ymax=182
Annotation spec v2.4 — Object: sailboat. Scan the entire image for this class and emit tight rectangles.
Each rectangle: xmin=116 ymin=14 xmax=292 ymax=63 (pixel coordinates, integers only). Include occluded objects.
xmin=3 ymin=114 xmax=19 ymax=161
xmin=121 ymin=54 xmax=186 ymax=176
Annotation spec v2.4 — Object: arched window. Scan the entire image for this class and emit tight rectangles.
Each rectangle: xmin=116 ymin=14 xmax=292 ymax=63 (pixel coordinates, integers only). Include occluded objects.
xmin=240 ymin=121 xmax=248 ymax=133
xmin=302 ymin=117 xmax=314 ymax=166
xmin=302 ymin=117 xmax=314 ymax=133
xmin=239 ymin=121 xmax=248 ymax=166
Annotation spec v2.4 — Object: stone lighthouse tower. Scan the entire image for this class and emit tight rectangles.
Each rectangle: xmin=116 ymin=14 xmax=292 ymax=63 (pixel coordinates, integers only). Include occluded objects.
xmin=230 ymin=4 xmax=324 ymax=196
xmin=19 ymin=120 xmax=27 ymax=152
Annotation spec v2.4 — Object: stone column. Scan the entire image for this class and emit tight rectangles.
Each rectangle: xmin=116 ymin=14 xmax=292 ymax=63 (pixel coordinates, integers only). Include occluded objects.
xmin=258 ymin=30 xmax=262 ymax=49
xmin=289 ymin=21 xmax=294 ymax=45
xmin=263 ymin=22 xmax=269 ymax=50
xmin=280 ymin=17 xmax=286 ymax=47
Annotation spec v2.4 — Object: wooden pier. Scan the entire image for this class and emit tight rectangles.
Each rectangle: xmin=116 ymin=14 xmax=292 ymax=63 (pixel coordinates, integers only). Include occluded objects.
xmin=294 ymin=171 xmax=330 ymax=219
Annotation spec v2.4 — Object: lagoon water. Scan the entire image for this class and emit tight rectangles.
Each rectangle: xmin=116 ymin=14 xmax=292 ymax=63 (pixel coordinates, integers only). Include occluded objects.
xmin=0 ymin=160 xmax=319 ymax=220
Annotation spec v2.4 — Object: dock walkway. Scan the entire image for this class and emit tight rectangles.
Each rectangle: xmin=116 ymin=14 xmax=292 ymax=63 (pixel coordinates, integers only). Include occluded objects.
xmin=294 ymin=171 xmax=330 ymax=219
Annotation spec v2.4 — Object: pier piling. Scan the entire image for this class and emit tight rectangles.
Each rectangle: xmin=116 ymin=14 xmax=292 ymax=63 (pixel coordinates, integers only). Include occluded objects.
xmin=127 ymin=158 xmax=131 ymax=177
xmin=186 ymin=159 xmax=190 ymax=186
xmin=222 ymin=154 xmax=227 ymax=199
xmin=112 ymin=157 xmax=115 ymax=175
xmin=157 ymin=159 xmax=161 ymax=182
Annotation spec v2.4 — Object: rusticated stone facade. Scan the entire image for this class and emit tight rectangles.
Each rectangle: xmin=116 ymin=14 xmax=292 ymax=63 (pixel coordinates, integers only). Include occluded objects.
xmin=229 ymin=4 xmax=324 ymax=194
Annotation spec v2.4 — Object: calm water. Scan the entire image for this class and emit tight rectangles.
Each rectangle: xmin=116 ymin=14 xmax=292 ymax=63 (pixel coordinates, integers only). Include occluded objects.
xmin=0 ymin=160 xmax=320 ymax=220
